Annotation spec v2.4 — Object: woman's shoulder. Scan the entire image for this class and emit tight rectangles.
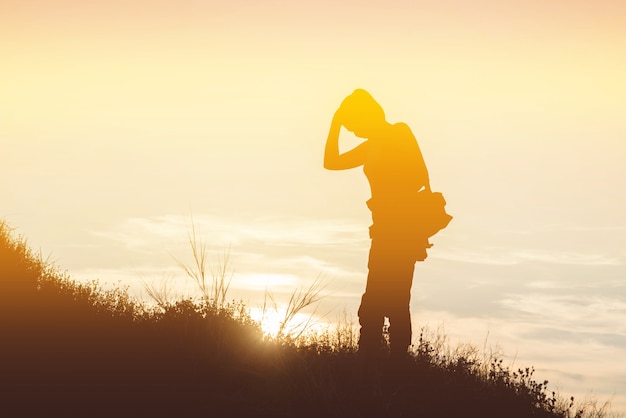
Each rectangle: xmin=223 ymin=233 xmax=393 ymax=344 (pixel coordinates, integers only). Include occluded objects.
xmin=390 ymin=122 xmax=417 ymax=145
xmin=392 ymin=122 xmax=413 ymax=135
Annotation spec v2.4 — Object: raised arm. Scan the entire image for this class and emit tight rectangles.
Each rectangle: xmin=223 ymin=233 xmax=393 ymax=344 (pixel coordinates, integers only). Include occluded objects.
xmin=323 ymin=111 xmax=369 ymax=170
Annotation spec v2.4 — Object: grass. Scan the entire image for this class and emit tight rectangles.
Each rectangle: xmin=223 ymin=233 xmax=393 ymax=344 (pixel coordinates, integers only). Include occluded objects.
xmin=172 ymin=221 xmax=233 ymax=310
xmin=261 ymin=274 xmax=327 ymax=340
xmin=0 ymin=219 xmax=619 ymax=417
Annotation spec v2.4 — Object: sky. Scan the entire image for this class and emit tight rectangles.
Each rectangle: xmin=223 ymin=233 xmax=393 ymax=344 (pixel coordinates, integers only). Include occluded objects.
xmin=2 ymin=0 xmax=626 ymax=413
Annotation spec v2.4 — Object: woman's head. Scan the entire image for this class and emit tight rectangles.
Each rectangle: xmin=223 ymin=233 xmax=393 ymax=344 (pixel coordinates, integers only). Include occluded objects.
xmin=338 ymin=89 xmax=386 ymax=138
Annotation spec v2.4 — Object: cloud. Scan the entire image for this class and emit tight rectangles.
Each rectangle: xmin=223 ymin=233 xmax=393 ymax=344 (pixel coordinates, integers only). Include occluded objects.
xmin=510 ymin=250 xmax=622 ymax=266
xmin=497 ymin=292 xmax=626 ymax=347
xmin=434 ymin=247 xmax=622 ymax=267
xmin=89 ymin=213 xmax=367 ymax=251
xmin=86 ymin=212 xmax=370 ymax=287
xmin=81 ymin=212 xmax=626 ymax=415
xmin=234 ymin=272 xmax=301 ymax=292
xmin=436 ymin=221 xmax=625 ymax=268
xmin=82 ymin=213 xmax=369 ymax=311
xmin=433 ymin=249 xmax=519 ymax=265
xmin=88 ymin=215 xmax=190 ymax=252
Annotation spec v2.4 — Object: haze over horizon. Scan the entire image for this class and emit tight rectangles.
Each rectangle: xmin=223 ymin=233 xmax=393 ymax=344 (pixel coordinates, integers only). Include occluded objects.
xmin=2 ymin=0 xmax=625 ymax=413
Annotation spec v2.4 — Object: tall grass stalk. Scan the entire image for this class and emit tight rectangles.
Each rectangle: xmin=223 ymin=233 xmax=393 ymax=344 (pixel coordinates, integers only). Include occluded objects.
xmin=208 ymin=245 xmax=233 ymax=310
xmin=141 ymin=275 xmax=175 ymax=310
xmin=173 ymin=221 xmax=233 ymax=310
xmin=263 ymin=275 xmax=327 ymax=340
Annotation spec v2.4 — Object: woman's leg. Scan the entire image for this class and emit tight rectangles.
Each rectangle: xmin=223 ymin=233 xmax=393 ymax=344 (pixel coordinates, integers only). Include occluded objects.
xmin=358 ymin=240 xmax=387 ymax=356
xmin=359 ymin=237 xmax=417 ymax=358
xmin=386 ymin=261 xmax=414 ymax=357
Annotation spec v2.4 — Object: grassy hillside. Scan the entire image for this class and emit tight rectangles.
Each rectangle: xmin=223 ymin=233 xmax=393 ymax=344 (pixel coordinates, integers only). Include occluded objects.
xmin=0 ymin=220 xmax=608 ymax=417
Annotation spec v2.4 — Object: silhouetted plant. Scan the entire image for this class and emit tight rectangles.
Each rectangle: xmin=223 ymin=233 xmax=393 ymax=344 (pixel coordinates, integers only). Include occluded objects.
xmin=172 ymin=220 xmax=233 ymax=311
xmin=141 ymin=275 xmax=176 ymax=310
xmin=1 ymin=219 xmax=620 ymax=418
xmin=267 ymin=274 xmax=327 ymax=340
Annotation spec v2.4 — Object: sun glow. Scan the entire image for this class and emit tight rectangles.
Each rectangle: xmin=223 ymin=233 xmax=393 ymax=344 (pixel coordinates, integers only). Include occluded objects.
xmin=249 ymin=306 xmax=326 ymax=338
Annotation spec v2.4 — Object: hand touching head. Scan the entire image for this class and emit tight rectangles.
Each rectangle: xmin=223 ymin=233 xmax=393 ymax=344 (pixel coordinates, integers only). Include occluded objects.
xmin=337 ymin=89 xmax=386 ymax=138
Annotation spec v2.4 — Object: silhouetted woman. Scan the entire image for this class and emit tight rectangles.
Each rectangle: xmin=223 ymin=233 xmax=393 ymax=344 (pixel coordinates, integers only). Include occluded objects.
xmin=324 ymin=89 xmax=431 ymax=360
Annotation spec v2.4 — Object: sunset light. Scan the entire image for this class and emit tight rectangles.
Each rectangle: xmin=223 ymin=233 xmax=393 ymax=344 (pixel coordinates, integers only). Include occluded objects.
xmin=2 ymin=0 xmax=625 ymax=415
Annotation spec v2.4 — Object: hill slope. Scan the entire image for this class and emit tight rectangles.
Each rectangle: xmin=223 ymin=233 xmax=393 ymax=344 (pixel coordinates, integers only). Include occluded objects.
xmin=0 ymin=221 xmax=583 ymax=417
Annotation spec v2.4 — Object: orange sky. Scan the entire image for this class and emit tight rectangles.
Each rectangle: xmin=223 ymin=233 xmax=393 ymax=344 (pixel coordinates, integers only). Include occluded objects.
xmin=3 ymin=0 xmax=625 ymax=250
xmin=2 ymin=0 xmax=626 ymax=412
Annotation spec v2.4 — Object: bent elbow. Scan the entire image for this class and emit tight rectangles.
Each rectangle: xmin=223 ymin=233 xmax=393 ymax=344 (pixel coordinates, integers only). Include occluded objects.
xmin=324 ymin=160 xmax=340 ymax=170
